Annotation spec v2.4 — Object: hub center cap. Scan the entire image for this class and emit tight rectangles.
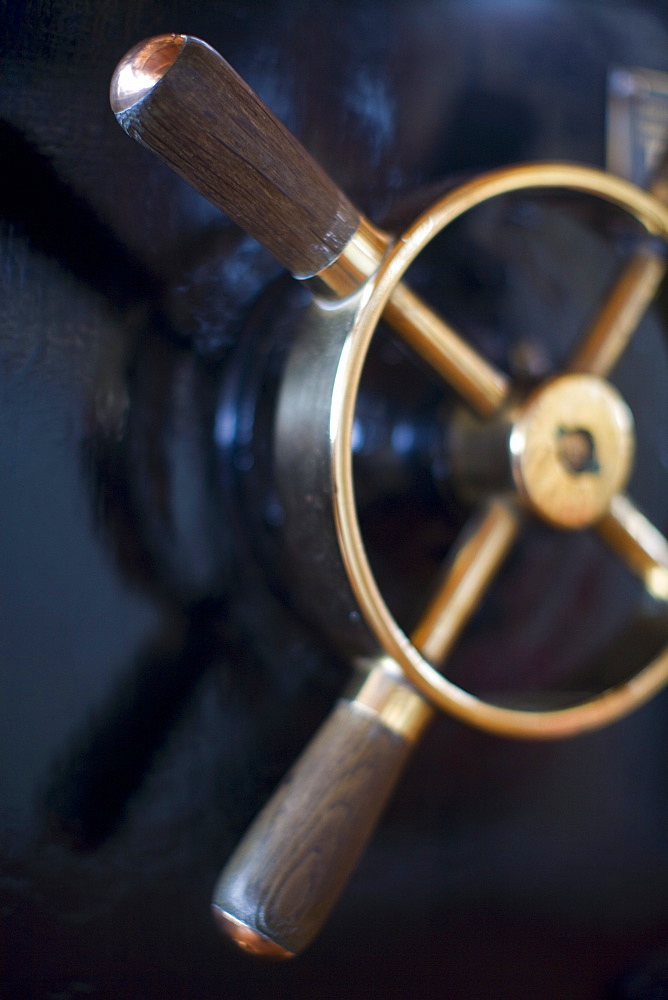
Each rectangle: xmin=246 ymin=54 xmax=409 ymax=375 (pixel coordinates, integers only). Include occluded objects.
xmin=510 ymin=374 xmax=635 ymax=529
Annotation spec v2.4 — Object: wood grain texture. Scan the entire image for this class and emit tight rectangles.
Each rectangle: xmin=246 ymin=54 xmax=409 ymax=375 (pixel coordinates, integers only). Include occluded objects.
xmin=114 ymin=35 xmax=360 ymax=277
xmin=212 ymin=698 xmax=415 ymax=956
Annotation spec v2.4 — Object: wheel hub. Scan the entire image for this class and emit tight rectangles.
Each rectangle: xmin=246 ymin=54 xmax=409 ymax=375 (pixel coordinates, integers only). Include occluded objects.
xmin=510 ymin=374 xmax=635 ymax=529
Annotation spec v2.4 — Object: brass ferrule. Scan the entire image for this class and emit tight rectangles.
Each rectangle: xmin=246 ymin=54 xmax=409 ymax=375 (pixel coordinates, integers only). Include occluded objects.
xmin=346 ymin=658 xmax=434 ymax=743
xmin=307 ymin=217 xmax=391 ymax=299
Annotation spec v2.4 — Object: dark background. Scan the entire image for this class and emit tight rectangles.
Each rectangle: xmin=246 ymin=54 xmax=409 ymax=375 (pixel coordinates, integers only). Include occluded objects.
xmin=1 ymin=1 xmax=668 ymax=997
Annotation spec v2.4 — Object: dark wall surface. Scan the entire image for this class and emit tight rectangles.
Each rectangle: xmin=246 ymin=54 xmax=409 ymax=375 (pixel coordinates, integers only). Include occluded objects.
xmin=1 ymin=2 xmax=668 ymax=997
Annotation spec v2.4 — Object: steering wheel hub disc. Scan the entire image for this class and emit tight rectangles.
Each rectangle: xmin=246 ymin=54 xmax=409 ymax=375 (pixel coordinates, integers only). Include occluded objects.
xmin=510 ymin=374 xmax=635 ymax=529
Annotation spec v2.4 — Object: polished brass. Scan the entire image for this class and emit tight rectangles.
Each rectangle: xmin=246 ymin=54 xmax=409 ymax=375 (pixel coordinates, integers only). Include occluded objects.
xmin=110 ymin=38 xmax=668 ymax=961
xmin=411 ymin=499 xmax=521 ymax=661
xmin=312 ymin=219 xmax=509 ymax=416
xmin=317 ymin=248 xmax=511 ymax=417
xmin=384 ymin=284 xmax=510 ymax=419
xmin=597 ymin=494 xmax=668 ymax=601
xmin=310 ymin=217 xmax=390 ymax=298
xmin=349 ymin=659 xmax=433 ymax=743
xmin=349 ymin=500 xmax=520 ymax=743
xmin=114 ymin=48 xmax=668 ymax=738
xmin=568 ymin=252 xmax=665 ymax=376
xmin=328 ymin=162 xmax=668 ymax=737
xmin=510 ymin=374 xmax=635 ymax=529
xmin=568 ymin=151 xmax=668 ymax=376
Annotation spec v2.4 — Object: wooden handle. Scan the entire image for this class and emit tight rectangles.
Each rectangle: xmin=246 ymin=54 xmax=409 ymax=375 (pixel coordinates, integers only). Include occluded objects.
xmin=110 ymin=34 xmax=360 ymax=277
xmin=211 ymin=696 xmax=420 ymax=958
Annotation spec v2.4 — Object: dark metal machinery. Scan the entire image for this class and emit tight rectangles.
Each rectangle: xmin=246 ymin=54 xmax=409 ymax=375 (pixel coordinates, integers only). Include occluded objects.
xmin=2 ymin=2 xmax=668 ymax=997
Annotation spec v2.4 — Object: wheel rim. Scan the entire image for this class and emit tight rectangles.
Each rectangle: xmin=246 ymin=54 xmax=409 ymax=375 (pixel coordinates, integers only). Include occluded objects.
xmin=331 ymin=162 xmax=668 ymax=738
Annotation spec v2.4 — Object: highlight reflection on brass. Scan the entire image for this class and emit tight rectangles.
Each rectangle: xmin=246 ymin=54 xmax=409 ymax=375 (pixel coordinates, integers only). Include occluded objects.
xmin=313 ymin=222 xmax=510 ymax=418
xmin=597 ymin=494 xmax=668 ymax=601
xmin=384 ymin=284 xmax=510 ymax=419
xmin=411 ymin=499 xmax=521 ymax=662
xmin=350 ymin=659 xmax=433 ymax=744
xmin=568 ymin=252 xmax=665 ymax=376
xmin=310 ymin=217 xmax=389 ymax=298
xmin=110 ymin=38 xmax=668 ymax=959
xmin=330 ymin=162 xmax=668 ymax=738
xmin=568 ymin=151 xmax=668 ymax=377
xmin=350 ymin=500 xmax=520 ymax=743
xmin=510 ymin=374 xmax=635 ymax=529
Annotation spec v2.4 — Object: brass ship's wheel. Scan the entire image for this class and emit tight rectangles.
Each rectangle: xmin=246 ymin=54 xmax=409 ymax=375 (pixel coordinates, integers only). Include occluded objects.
xmin=329 ymin=163 xmax=668 ymax=738
xmin=111 ymin=35 xmax=668 ymax=959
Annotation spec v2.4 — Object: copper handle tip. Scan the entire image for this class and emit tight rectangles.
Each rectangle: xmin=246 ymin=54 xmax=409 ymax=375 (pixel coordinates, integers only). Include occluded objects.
xmin=211 ymin=906 xmax=294 ymax=961
xmin=110 ymin=34 xmax=186 ymax=114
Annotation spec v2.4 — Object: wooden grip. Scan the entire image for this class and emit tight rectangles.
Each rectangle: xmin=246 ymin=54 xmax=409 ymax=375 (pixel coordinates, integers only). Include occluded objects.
xmin=211 ymin=698 xmax=416 ymax=958
xmin=110 ymin=34 xmax=360 ymax=277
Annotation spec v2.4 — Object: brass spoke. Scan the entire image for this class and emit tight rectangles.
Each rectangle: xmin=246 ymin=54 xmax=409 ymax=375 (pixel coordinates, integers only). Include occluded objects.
xmin=567 ymin=251 xmax=665 ymax=377
xmin=597 ymin=494 xmax=668 ymax=601
xmin=568 ymin=153 xmax=668 ymax=378
xmin=411 ymin=498 xmax=522 ymax=664
xmin=384 ymin=282 xmax=510 ymax=419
